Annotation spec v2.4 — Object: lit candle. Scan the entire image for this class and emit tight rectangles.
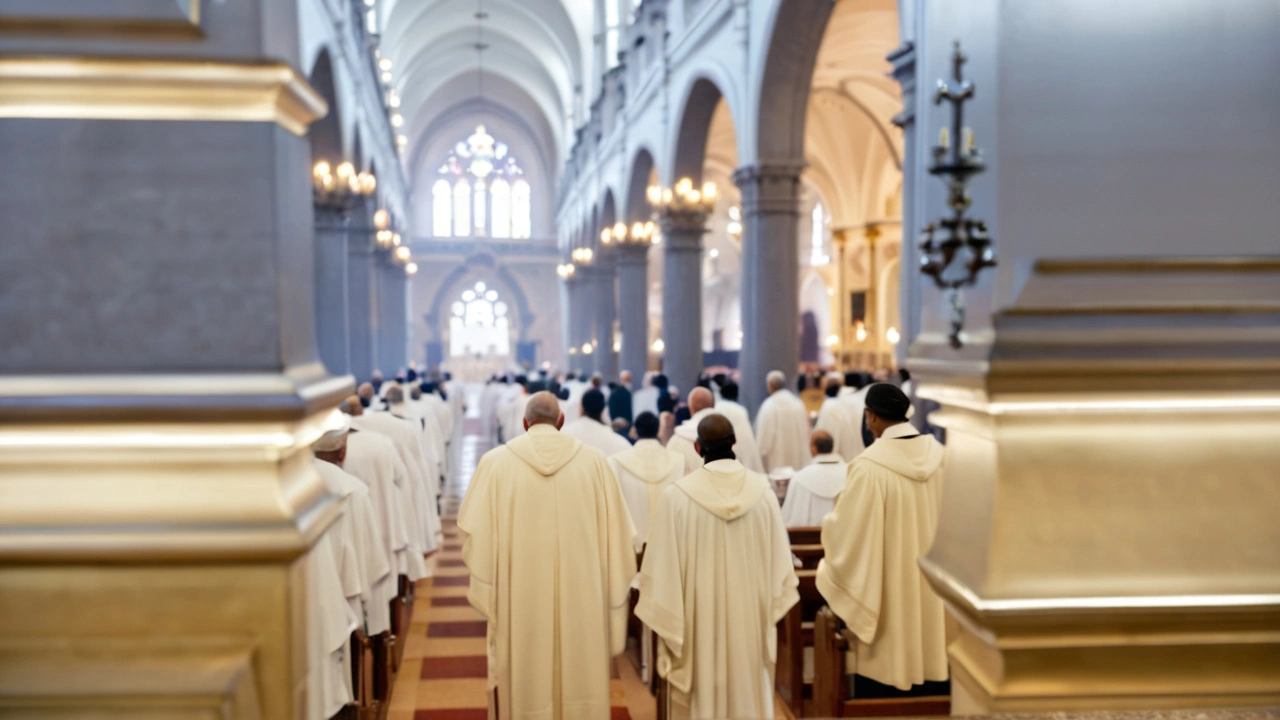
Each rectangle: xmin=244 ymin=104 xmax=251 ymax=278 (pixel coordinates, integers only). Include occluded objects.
xmin=939 ymin=127 xmax=950 ymax=150
xmin=963 ymin=127 xmax=975 ymax=151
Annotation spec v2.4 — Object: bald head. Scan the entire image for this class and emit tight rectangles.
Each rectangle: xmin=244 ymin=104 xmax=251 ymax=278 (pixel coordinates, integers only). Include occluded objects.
xmin=340 ymin=395 xmax=363 ymax=417
xmin=688 ymin=386 xmax=715 ymax=414
xmin=810 ymin=429 xmax=834 ymax=456
xmin=694 ymin=413 xmax=736 ymax=462
xmin=523 ymin=391 xmax=564 ymax=429
xmin=357 ymin=383 xmax=374 ymax=400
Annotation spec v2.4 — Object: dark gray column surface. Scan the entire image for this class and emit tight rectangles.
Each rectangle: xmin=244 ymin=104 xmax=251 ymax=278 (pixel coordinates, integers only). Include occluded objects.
xmin=347 ymin=234 xmax=377 ymax=383
xmin=734 ymin=163 xmax=803 ymax=416
xmin=615 ymin=245 xmax=650 ymax=390
xmin=314 ymin=209 xmax=350 ymax=377
xmin=590 ymin=260 xmax=618 ymax=380
xmin=660 ymin=215 xmax=707 ymax=401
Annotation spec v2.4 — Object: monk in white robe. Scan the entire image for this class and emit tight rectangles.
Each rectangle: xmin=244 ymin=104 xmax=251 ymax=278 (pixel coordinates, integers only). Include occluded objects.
xmin=388 ymin=386 xmax=446 ymax=492
xmin=817 ymin=383 xmax=949 ymax=691
xmin=756 ymin=370 xmax=813 ymax=474
xmin=479 ymin=379 xmax=502 ymax=441
xmin=458 ymin=392 xmax=637 ymax=720
xmin=637 ymin=414 xmax=799 ymax=720
xmin=667 ymin=387 xmax=718 ymax=474
xmin=607 ymin=411 xmax=684 ymax=552
xmin=306 ymin=525 xmax=358 ymax=720
xmin=563 ymin=388 xmax=632 ymax=456
xmin=343 ymin=420 xmax=430 ymax=582
xmin=347 ymin=398 xmax=441 ymax=553
xmin=497 ymin=381 xmax=530 ymax=442
xmin=815 ymin=376 xmax=864 ymax=461
xmin=631 ymin=372 xmax=664 ymax=419
xmin=715 ymin=382 xmax=765 ymax=473
xmin=780 ymin=430 xmax=848 ymax=527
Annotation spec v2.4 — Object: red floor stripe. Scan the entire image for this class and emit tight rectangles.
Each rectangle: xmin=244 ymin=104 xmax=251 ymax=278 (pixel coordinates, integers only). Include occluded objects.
xmin=414 ymin=709 xmax=488 ymax=720
xmin=434 ymin=575 xmax=470 ymax=587
xmin=427 ymin=620 xmax=487 ymax=638
xmin=612 ymin=708 xmax=632 ymax=720
xmin=432 ymin=596 xmax=472 ymax=607
xmin=421 ymin=656 xmax=488 ymax=679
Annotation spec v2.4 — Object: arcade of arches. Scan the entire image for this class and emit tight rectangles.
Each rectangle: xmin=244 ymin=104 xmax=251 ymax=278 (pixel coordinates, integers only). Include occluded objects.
xmin=3 ymin=1 xmax=1277 ymax=719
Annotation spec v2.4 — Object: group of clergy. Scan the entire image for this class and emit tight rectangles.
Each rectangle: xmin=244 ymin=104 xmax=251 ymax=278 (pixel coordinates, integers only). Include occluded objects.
xmin=457 ymin=367 xmax=948 ymax=720
xmin=304 ymin=372 xmax=462 ymax=720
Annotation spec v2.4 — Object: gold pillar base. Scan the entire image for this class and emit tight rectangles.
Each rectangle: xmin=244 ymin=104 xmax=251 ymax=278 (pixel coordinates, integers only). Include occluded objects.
xmin=0 ymin=368 xmax=349 ymax=719
xmin=910 ymin=259 xmax=1280 ymax=714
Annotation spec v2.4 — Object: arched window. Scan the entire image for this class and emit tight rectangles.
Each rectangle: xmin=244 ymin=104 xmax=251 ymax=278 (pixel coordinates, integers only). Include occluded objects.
xmin=453 ymin=179 xmax=471 ymax=237
xmin=449 ymin=281 xmax=511 ymax=357
xmin=512 ymin=179 xmax=531 ymax=239
xmin=432 ymin=179 xmax=452 ymax=237
xmin=432 ymin=125 xmax=531 ymax=239
xmin=810 ymin=202 xmax=830 ymax=266
xmin=490 ymin=179 xmax=511 ymax=239
xmin=604 ymin=0 xmax=621 ymax=70
xmin=473 ymin=180 xmax=487 ymax=236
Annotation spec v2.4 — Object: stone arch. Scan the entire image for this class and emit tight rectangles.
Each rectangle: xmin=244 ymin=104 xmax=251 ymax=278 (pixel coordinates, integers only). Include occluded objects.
xmin=599 ymin=190 xmax=618 ymax=241
xmin=754 ymin=0 xmax=836 ymax=164
xmin=308 ymin=48 xmax=342 ymax=163
xmin=625 ymin=147 xmax=657 ymax=223
xmin=426 ymin=253 xmax=535 ymax=345
xmin=671 ymin=77 xmax=734 ymax=184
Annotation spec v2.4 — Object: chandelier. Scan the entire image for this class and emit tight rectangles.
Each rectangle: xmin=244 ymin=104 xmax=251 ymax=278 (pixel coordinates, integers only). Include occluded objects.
xmin=647 ymin=177 xmax=717 ymax=215
xmin=571 ymin=247 xmax=594 ymax=264
xmin=312 ymin=161 xmax=376 ymax=210
xmin=600 ymin=221 xmax=658 ymax=246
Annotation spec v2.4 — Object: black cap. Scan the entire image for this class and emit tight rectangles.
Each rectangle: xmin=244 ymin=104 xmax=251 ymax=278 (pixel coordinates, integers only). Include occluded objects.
xmin=864 ymin=383 xmax=911 ymax=422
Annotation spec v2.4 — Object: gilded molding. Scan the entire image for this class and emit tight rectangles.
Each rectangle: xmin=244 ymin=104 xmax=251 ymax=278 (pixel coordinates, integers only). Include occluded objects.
xmin=0 ymin=56 xmax=327 ymax=136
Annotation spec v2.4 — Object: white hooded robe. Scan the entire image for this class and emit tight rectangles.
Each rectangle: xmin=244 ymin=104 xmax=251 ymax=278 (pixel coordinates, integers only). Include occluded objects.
xmin=815 ymin=396 xmax=864 ymax=462
xmin=344 ymin=429 xmax=430 ymax=581
xmin=715 ymin=399 xmax=765 ymax=473
xmin=351 ymin=412 xmax=441 ymax=553
xmin=636 ymin=459 xmax=800 ymax=720
xmin=457 ymin=424 xmax=637 ymax=720
xmin=563 ymin=416 xmax=632 ymax=457
xmin=780 ymin=453 xmax=848 ymax=528
xmin=756 ymin=389 xmax=813 ymax=474
xmin=816 ymin=421 xmax=949 ymax=690
xmin=314 ymin=459 xmax=396 ymax=636
xmin=607 ymin=438 xmax=685 ymax=551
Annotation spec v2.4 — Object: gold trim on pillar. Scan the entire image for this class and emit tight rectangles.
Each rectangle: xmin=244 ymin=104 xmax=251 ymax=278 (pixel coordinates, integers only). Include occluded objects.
xmin=0 ymin=56 xmax=327 ymax=136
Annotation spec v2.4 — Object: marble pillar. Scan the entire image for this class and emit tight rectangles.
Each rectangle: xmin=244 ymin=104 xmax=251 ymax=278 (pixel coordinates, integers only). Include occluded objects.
xmin=314 ymin=207 xmax=350 ymax=376
xmin=734 ymin=163 xmax=803 ymax=415
xmin=0 ymin=5 xmax=338 ymax=717
xmin=888 ymin=40 xmax=920 ymax=368
xmin=615 ymin=244 xmax=651 ymax=389
xmin=347 ymin=227 xmax=378 ymax=381
xmin=564 ymin=274 xmax=587 ymax=374
xmin=590 ymin=259 xmax=619 ymax=380
xmin=660 ymin=212 xmax=708 ymax=399
xmin=375 ymin=258 xmax=408 ymax=375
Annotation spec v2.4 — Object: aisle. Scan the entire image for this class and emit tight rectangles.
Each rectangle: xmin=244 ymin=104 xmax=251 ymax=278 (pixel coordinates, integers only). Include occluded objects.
xmin=385 ymin=389 xmax=657 ymax=720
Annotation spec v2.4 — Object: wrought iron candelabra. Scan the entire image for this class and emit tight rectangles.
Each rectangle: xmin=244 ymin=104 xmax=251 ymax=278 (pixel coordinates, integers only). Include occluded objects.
xmin=920 ymin=41 xmax=997 ymax=348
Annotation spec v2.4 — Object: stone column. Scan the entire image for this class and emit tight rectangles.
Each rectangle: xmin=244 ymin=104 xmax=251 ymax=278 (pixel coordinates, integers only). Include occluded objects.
xmin=590 ymin=258 xmax=619 ymax=380
xmin=564 ymin=274 xmax=587 ymax=374
xmin=615 ymin=243 xmax=651 ymax=389
xmin=314 ymin=207 xmax=350 ymax=376
xmin=0 ymin=6 xmax=337 ymax=717
xmin=375 ymin=257 xmax=407 ymax=375
xmin=659 ymin=212 xmax=708 ymax=399
xmin=888 ymin=41 xmax=920 ymax=368
xmin=734 ymin=163 xmax=803 ymax=415
xmin=347 ymin=228 xmax=378 ymax=381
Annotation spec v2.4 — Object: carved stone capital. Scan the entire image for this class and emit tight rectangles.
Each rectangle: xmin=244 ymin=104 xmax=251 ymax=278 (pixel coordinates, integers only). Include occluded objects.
xmin=657 ymin=210 xmax=709 ymax=251
xmin=732 ymin=163 xmax=804 ymax=216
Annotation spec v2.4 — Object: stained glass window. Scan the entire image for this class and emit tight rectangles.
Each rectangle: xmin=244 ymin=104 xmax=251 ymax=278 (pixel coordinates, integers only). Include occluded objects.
xmin=453 ymin=179 xmax=471 ymax=237
xmin=810 ymin=202 xmax=830 ymax=266
xmin=512 ymin=179 xmax=531 ymax=240
xmin=431 ymin=125 xmax=530 ymax=239
xmin=449 ymin=281 xmax=511 ymax=356
xmin=432 ymin=180 xmax=452 ymax=237
xmin=490 ymin=179 xmax=511 ymax=239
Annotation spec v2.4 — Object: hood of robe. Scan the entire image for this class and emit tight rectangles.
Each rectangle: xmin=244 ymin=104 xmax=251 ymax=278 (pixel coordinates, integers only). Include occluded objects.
xmin=797 ymin=455 xmax=848 ymax=499
xmin=505 ymin=424 xmax=584 ymax=477
xmin=673 ymin=408 xmax=717 ymax=442
xmin=614 ymin=439 xmax=683 ymax=484
xmin=675 ymin=459 xmax=768 ymax=521
xmin=856 ymin=422 xmax=943 ymax=481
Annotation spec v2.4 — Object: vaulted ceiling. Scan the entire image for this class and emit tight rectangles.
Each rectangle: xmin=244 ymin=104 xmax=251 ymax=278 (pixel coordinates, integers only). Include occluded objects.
xmin=379 ymin=0 xmax=593 ymax=196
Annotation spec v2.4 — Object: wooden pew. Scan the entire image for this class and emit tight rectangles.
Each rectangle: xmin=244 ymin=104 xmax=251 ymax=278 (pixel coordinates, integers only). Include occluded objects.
xmin=350 ymin=630 xmax=379 ymax=720
xmin=812 ymin=606 xmax=950 ymax=718
xmin=776 ymin=527 xmax=826 ymax=716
